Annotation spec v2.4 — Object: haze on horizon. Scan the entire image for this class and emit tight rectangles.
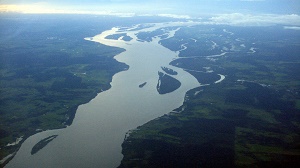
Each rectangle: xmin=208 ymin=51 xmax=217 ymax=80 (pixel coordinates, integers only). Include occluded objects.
xmin=0 ymin=0 xmax=300 ymax=17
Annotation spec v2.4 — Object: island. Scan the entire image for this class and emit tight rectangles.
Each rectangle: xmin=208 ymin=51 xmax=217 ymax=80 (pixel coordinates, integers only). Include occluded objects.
xmin=161 ymin=66 xmax=178 ymax=75
xmin=31 ymin=135 xmax=58 ymax=155
xmin=105 ymin=33 xmax=133 ymax=42
xmin=156 ymin=72 xmax=181 ymax=94
xmin=139 ymin=82 xmax=147 ymax=88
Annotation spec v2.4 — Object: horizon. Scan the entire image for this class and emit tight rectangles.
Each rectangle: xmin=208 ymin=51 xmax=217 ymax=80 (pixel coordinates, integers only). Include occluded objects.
xmin=1 ymin=0 xmax=300 ymax=168
xmin=0 ymin=0 xmax=300 ymax=16
xmin=1 ymin=0 xmax=300 ymax=27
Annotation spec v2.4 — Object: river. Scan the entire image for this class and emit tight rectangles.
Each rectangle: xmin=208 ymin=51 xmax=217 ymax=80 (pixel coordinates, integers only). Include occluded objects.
xmin=5 ymin=21 xmax=200 ymax=168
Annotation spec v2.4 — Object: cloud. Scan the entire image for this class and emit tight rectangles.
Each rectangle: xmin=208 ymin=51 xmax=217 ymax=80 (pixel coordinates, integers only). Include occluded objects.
xmin=209 ymin=13 xmax=300 ymax=26
xmin=1 ymin=4 xmax=300 ymax=27
xmin=0 ymin=4 xmax=193 ymax=19
xmin=157 ymin=14 xmax=191 ymax=19
xmin=284 ymin=26 xmax=300 ymax=30
xmin=0 ymin=4 xmax=135 ymax=17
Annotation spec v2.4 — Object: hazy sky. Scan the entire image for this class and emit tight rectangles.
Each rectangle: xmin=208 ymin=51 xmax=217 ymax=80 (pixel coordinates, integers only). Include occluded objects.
xmin=1 ymin=0 xmax=300 ymax=26
xmin=1 ymin=0 xmax=299 ymax=16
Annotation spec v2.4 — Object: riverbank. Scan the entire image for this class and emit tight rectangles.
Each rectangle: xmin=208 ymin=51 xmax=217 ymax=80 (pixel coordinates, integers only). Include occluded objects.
xmin=118 ymin=24 xmax=300 ymax=167
xmin=4 ymin=20 xmax=201 ymax=168
xmin=0 ymin=15 xmax=128 ymax=167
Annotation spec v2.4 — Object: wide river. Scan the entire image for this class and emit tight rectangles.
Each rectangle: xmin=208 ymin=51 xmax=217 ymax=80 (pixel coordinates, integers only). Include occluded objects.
xmin=6 ymin=22 xmax=200 ymax=168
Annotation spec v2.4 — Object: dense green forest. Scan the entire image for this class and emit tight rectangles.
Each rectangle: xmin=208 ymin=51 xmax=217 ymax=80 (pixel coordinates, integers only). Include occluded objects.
xmin=119 ymin=25 xmax=300 ymax=167
xmin=0 ymin=14 xmax=130 ymax=162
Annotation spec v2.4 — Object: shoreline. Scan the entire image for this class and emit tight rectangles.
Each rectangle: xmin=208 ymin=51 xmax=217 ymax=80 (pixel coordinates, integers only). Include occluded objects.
xmin=6 ymin=21 xmax=202 ymax=168
xmin=214 ymin=74 xmax=226 ymax=84
xmin=1 ymin=78 xmax=125 ymax=168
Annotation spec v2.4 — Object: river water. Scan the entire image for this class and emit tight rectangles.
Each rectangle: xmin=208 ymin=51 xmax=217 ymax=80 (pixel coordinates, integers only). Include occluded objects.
xmin=5 ymin=22 xmax=200 ymax=168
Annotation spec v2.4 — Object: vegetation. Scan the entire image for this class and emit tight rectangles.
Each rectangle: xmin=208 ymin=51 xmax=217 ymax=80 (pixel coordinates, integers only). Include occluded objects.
xmin=0 ymin=14 xmax=129 ymax=163
xmin=139 ymin=82 xmax=147 ymax=88
xmin=119 ymin=25 xmax=300 ymax=167
xmin=0 ymin=14 xmax=186 ymax=166
xmin=106 ymin=33 xmax=133 ymax=42
xmin=31 ymin=135 xmax=58 ymax=155
xmin=1 ymin=15 xmax=299 ymax=167
xmin=156 ymin=72 xmax=181 ymax=94
xmin=161 ymin=66 xmax=178 ymax=75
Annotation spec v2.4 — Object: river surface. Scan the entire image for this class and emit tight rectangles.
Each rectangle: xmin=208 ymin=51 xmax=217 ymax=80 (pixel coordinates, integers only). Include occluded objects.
xmin=5 ymin=22 xmax=201 ymax=168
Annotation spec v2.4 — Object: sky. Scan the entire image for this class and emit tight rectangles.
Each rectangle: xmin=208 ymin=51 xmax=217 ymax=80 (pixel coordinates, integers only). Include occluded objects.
xmin=0 ymin=0 xmax=300 ymax=26
xmin=1 ymin=0 xmax=299 ymax=15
